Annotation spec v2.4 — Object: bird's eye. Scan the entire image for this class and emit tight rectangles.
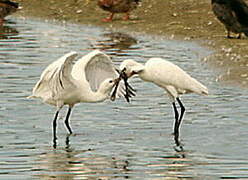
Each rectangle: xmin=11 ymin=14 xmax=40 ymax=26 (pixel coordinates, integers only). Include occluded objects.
xmin=123 ymin=67 xmax=126 ymax=71
xmin=109 ymin=80 xmax=113 ymax=83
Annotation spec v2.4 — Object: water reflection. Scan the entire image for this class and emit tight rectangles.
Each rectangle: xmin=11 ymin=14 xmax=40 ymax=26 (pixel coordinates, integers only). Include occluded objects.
xmin=0 ymin=21 xmax=19 ymax=39
xmin=146 ymin=154 xmax=193 ymax=179
xmin=92 ymin=32 xmax=137 ymax=52
xmin=1 ymin=17 xmax=248 ymax=179
xmin=34 ymin=135 xmax=190 ymax=179
xmin=33 ymin=141 xmax=131 ymax=179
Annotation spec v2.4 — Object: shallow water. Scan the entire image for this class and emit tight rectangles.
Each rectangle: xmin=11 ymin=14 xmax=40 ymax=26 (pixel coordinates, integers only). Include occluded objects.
xmin=1 ymin=17 xmax=248 ymax=179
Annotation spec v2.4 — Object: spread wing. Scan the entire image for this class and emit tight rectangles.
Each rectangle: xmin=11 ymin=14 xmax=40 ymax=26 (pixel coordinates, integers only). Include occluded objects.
xmin=85 ymin=50 xmax=126 ymax=98
xmin=73 ymin=50 xmax=125 ymax=97
xmin=30 ymin=51 xmax=78 ymax=101
xmin=85 ymin=52 xmax=117 ymax=92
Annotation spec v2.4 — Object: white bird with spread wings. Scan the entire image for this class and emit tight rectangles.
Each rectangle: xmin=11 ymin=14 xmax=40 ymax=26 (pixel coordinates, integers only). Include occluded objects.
xmin=28 ymin=50 xmax=133 ymax=143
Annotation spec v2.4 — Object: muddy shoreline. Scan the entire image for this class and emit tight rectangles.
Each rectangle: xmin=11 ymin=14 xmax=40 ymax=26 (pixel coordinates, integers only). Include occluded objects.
xmin=14 ymin=0 xmax=248 ymax=88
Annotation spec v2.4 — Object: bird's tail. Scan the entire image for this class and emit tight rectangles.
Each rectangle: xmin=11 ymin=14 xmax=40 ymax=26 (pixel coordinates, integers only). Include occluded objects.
xmin=196 ymin=83 xmax=209 ymax=96
xmin=200 ymin=86 xmax=209 ymax=96
xmin=191 ymin=78 xmax=209 ymax=96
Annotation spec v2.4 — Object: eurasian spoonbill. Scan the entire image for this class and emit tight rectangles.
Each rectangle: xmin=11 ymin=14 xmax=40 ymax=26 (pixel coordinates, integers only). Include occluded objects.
xmin=28 ymin=50 xmax=131 ymax=142
xmin=118 ymin=58 xmax=209 ymax=144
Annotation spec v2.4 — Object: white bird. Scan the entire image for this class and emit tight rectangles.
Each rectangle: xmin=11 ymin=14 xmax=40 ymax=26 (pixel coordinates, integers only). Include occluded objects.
xmin=28 ymin=50 xmax=127 ymax=143
xmin=119 ymin=58 xmax=208 ymax=144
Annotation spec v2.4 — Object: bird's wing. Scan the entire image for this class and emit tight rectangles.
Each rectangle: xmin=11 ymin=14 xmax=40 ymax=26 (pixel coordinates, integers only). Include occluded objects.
xmin=73 ymin=50 xmax=125 ymax=97
xmin=85 ymin=50 xmax=126 ymax=96
xmin=146 ymin=58 xmax=208 ymax=96
xmin=85 ymin=51 xmax=116 ymax=92
xmin=31 ymin=51 xmax=78 ymax=101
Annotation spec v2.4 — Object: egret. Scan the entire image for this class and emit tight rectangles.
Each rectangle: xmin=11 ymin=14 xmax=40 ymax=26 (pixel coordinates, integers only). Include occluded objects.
xmin=118 ymin=58 xmax=208 ymax=145
xmin=28 ymin=50 xmax=132 ymax=144
xmin=212 ymin=0 xmax=248 ymax=38
xmin=98 ymin=0 xmax=141 ymax=22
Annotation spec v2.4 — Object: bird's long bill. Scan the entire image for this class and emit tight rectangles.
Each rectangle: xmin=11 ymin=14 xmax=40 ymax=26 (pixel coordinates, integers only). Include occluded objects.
xmin=110 ymin=70 xmax=136 ymax=102
xmin=110 ymin=78 xmax=120 ymax=101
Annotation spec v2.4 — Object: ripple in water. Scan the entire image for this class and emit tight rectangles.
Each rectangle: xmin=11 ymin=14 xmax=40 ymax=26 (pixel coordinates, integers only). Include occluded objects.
xmin=0 ymin=17 xmax=248 ymax=179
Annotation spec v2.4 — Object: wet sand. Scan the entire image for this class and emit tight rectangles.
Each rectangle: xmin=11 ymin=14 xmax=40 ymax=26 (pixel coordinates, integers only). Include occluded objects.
xmin=14 ymin=0 xmax=248 ymax=88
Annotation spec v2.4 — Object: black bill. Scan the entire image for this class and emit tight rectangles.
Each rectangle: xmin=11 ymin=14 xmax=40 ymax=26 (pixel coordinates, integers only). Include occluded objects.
xmin=110 ymin=68 xmax=136 ymax=102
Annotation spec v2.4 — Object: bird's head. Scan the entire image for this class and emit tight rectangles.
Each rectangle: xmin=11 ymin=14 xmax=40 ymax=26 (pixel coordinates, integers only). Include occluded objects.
xmin=98 ymin=78 xmax=118 ymax=95
xmin=119 ymin=59 xmax=144 ymax=78
xmin=109 ymin=60 xmax=139 ymax=102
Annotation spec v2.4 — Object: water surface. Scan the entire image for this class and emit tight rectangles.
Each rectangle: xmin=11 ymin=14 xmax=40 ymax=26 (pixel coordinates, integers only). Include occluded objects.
xmin=0 ymin=17 xmax=248 ymax=179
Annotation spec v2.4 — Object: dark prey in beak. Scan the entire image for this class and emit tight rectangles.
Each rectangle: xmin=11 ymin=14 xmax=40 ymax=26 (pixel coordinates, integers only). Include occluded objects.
xmin=110 ymin=68 xmax=136 ymax=102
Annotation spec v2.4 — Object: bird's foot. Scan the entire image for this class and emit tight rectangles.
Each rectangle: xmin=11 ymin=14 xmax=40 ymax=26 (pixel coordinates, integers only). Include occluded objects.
xmin=102 ymin=17 xmax=112 ymax=22
xmin=67 ymin=132 xmax=74 ymax=136
xmin=102 ymin=13 xmax=114 ymax=22
xmin=53 ymin=138 xmax=57 ymax=149
xmin=174 ymin=144 xmax=184 ymax=153
xmin=173 ymin=135 xmax=184 ymax=152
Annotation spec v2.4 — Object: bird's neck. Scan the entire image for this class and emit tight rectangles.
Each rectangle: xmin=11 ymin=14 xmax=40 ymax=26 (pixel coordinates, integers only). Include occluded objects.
xmin=134 ymin=64 xmax=147 ymax=80
xmin=131 ymin=63 xmax=145 ymax=74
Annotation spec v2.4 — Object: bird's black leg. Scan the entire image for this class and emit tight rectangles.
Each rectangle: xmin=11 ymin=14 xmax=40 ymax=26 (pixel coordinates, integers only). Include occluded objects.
xmin=172 ymin=102 xmax=179 ymax=135
xmin=64 ymin=106 xmax=73 ymax=134
xmin=53 ymin=110 xmax=60 ymax=148
xmin=172 ymin=101 xmax=181 ymax=146
xmin=176 ymin=97 xmax=185 ymax=131
xmin=172 ymin=98 xmax=185 ymax=147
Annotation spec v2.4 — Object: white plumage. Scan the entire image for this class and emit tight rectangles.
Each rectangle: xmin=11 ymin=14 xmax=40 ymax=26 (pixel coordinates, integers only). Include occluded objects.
xmin=28 ymin=50 xmax=125 ymax=143
xmin=119 ymin=58 xmax=208 ymax=145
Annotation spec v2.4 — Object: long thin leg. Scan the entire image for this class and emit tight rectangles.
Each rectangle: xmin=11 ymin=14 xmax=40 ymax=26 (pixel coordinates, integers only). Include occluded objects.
xmin=172 ymin=102 xmax=179 ymax=135
xmin=172 ymin=101 xmax=181 ymax=146
xmin=170 ymin=98 xmax=186 ymax=147
xmin=53 ymin=110 xmax=60 ymax=145
xmin=176 ymin=97 xmax=185 ymax=131
xmin=102 ymin=13 xmax=114 ymax=22
xmin=64 ymin=106 xmax=73 ymax=134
